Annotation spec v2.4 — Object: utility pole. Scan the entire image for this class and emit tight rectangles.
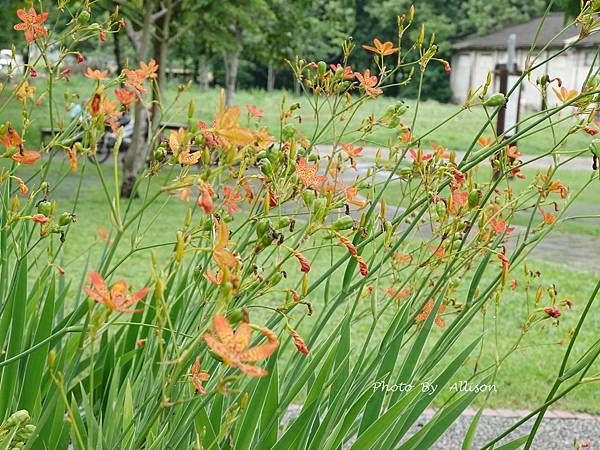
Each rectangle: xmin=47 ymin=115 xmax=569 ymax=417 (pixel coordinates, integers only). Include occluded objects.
xmin=495 ymin=33 xmax=522 ymax=140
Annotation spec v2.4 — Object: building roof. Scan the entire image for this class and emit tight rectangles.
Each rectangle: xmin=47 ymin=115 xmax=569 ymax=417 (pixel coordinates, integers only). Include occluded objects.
xmin=453 ymin=13 xmax=600 ymax=51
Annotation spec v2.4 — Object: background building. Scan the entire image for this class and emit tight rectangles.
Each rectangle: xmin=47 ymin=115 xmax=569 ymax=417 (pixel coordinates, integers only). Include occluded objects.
xmin=450 ymin=13 xmax=600 ymax=110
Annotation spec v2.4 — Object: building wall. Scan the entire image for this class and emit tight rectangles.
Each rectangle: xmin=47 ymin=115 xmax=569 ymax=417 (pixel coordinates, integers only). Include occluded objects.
xmin=450 ymin=48 xmax=593 ymax=111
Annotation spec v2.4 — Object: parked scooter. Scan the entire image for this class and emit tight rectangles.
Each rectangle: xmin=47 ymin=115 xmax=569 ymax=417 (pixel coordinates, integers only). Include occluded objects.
xmin=94 ymin=114 xmax=135 ymax=163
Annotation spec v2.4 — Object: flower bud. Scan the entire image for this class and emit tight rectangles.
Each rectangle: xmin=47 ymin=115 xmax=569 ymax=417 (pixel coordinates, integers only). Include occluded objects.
xmin=331 ymin=216 xmax=354 ymax=231
xmin=303 ymin=190 xmax=315 ymax=208
xmin=468 ymin=190 xmax=481 ymax=208
xmin=483 ymin=93 xmax=506 ymax=107
xmin=275 ymin=216 xmax=291 ymax=229
xmin=77 ymin=10 xmax=91 ymax=25
xmin=58 ymin=212 xmax=76 ymax=227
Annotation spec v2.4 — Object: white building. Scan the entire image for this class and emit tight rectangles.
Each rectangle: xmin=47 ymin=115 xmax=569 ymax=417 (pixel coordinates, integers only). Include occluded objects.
xmin=450 ymin=13 xmax=599 ymax=111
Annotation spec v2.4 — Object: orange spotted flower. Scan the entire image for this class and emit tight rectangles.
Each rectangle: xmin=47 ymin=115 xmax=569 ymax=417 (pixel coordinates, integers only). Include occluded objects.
xmin=362 ymin=38 xmax=399 ymax=56
xmin=329 ymin=64 xmax=354 ymax=79
xmin=83 ymin=271 xmax=149 ymax=313
xmin=1 ymin=127 xmax=23 ymax=149
xmin=203 ymin=314 xmax=279 ymax=377
xmin=295 ymin=157 xmax=327 ymax=189
xmin=190 ymin=357 xmax=210 ymax=394
xmin=416 ymin=299 xmax=446 ymax=328
xmin=14 ymin=8 xmax=48 ymax=43
xmin=385 ymin=287 xmax=411 ymax=302
xmin=477 ymin=136 xmax=493 ymax=148
xmin=354 ymin=69 xmax=383 ymax=98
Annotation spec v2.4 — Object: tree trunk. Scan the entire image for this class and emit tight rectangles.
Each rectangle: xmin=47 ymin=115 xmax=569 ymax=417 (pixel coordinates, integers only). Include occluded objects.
xmin=120 ymin=3 xmax=153 ymax=198
xmin=224 ymin=51 xmax=240 ymax=108
xmin=151 ymin=0 xmax=173 ymax=131
xmin=266 ymin=61 xmax=275 ymax=91
xmin=293 ymin=71 xmax=300 ymax=95
xmin=198 ymin=54 xmax=210 ymax=91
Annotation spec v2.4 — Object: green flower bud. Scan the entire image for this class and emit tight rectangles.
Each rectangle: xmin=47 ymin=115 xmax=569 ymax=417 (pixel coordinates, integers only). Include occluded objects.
xmin=256 ymin=219 xmax=271 ymax=238
xmin=77 ymin=10 xmax=91 ymax=24
xmin=227 ymin=309 xmax=244 ymax=324
xmin=260 ymin=159 xmax=273 ymax=177
xmin=435 ymin=201 xmax=446 ymax=219
xmin=590 ymin=138 xmax=600 ymax=158
xmin=303 ymin=190 xmax=315 ymax=208
xmin=3 ymin=410 xmax=30 ymax=429
xmin=483 ymin=93 xmax=506 ymax=107
xmin=317 ymin=61 xmax=327 ymax=75
xmin=154 ymin=147 xmax=166 ymax=161
xmin=331 ymin=216 xmax=355 ymax=231
xmin=468 ymin=190 xmax=481 ymax=208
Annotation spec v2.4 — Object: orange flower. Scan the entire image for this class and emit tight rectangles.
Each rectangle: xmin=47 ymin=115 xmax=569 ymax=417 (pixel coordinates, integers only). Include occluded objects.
xmin=65 ymin=147 xmax=78 ymax=171
xmin=171 ymin=187 xmax=193 ymax=202
xmin=341 ymin=143 xmax=364 ymax=157
xmin=344 ymin=187 xmax=367 ymax=208
xmin=223 ymin=186 xmax=241 ymax=215
xmin=85 ymin=68 xmax=109 ymax=81
xmin=178 ymin=148 xmax=202 ymax=165
xmin=11 ymin=150 xmax=40 ymax=165
xmin=431 ymin=143 xmax=451 ymax=159
xmin=14 ymin=8 xmax=48 ymax=43
xmin=31 ymin=213 xmax=49 ymax=224
xmin=541 ymin=176 xmax=568 ymax=199
xmin=203 ymin=269 xmax=223 ymax=285
xmin=362 ymin=38 xmax=399 ymax=56
xmin=540 ymin=208 xmax=556 ymax=225
xmin=198 ymin=183 xmax=215 ymax=213
xmin=114 ymin=88 xmax=136 ymax=107
xmin=83 ymin=271 xmax=149 ymax=313
xmin=138 ymin=59 xmax=159 ymax=78
xmin=477 ymin=136 xmax=493 ymax=148
xmin=384 ymin=287 xmax=410 ymax=301
xmin=210 ymin=92 xmax=256 ymax=150
xmin=416 ymin=299 xmax=446 ymax=328
xmin=408 ymin=148 xmax=433 ymax=162
xmin=11 ymin=176 xmax=28 ymax=195
xmin=190 ymin=357 xmax=210 ymax=394
xmin=213 ymin=217 xmax=237 ymax=271
xmin=489 ymin=218 xmax=515 ymax=234
xmin=294 ymin=251 xmax=311 ymax=273
xmin=295 ymin=157 xmax=327 ymax=188
xmin=245 ymin=104 xmax=264 ymax=119
xmin=354 ymin=69 xmax=383 ymax=98
xmin=392 ymin=252 xmax=412 ymax=264
xmin=329 ymin=64 xmax=354 ymax=79
xmin=507 ymin=145 xmax=523 ymax=159
xmin=289 ymin=328 xmax=309 ymax=355
xmin=0 ymin=127 xmax=23 ymax=149
xmin=498 ymin=253 xmax=510 ymax=284
xmin=203 ymin=314 xmax=279 ymax=377
xmin=552 ymin=86 xmax=578 ymax=104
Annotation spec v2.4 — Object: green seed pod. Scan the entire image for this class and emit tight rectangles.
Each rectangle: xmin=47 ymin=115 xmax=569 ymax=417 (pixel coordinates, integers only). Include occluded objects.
xmin=154 ymin=147 xmax=166 ymax=161
xmin=331 ymin=216 xmax=354 ymax=231
xmin=187 ymin=99 xmax=195 ymax=119
xmin=227 ymin=309 xmax=244 ymax=324
xmin=590 ymin=138 xmax=600 ymax=158
xmin=435 ymin=201 xmax=446 ymax=219
xmin=483 ymin=93 xmax=506 ymax=107
xmin=275 ymin=216 xmax=291 ymax=230
xmin=269 ymin=271 xmax=283 ymax=286
xmin=312 ymin=197 xmax=327 ymax=221
xmin=77 ymin=10 xmax=91 ymax=24
xmin=335 ymin=67 xmax=345 ymax=78
xmin=303 ymin=190 xmax=315 ymax=208
xmin=468 ymin=190 xmax=481 ymax=208
xmin=317 ymin=61 xmax=327 ymax=75
xmin=256 ymin=219 xmax=271 ymax=238
xmin=260 ymin=159 xmax=273 ymax=177
xmin=255 ymin=150 xmax=268 ymax=160
xmin=58 ymin=212 xmax=75 ymax=227
xmin=37 ymin=200 xmax=52 ymax=216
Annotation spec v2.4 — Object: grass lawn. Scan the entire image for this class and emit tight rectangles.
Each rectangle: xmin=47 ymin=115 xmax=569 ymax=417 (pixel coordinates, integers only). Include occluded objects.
xmin=7 ymin=155 xmax=599 ymax=414
xmin=1 ymin=76 xmax=593 ymax=156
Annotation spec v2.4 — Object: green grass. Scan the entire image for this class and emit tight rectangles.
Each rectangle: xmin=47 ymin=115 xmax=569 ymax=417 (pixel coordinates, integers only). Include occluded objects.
xmin=2 ymin=76 xmax=593 ymax=156
xmin=8 ymin=156 xmax=599 ymax=413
